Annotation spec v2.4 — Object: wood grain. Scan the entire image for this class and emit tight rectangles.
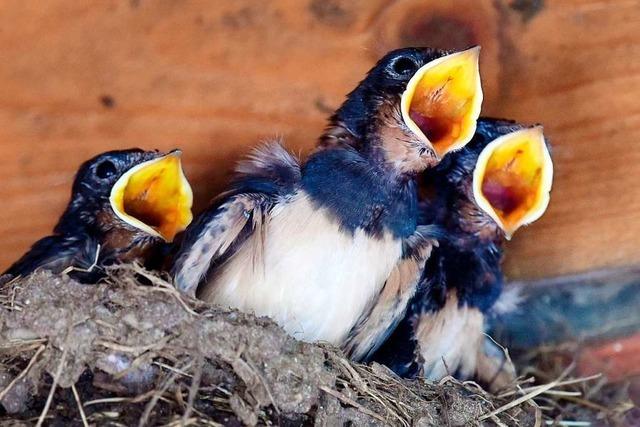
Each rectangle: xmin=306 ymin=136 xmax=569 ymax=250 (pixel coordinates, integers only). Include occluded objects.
xmin=0 ymin=0 xmax=638 ymax=279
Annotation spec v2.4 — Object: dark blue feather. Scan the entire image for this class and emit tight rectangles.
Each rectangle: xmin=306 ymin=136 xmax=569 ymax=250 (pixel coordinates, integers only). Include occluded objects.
xmin=302 ymin=147 xmax=419 ymax=239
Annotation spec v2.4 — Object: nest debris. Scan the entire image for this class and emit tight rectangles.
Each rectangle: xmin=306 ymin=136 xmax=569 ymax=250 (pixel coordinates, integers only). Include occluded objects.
xmin=0 ymin=265 xmax=635 ymax=426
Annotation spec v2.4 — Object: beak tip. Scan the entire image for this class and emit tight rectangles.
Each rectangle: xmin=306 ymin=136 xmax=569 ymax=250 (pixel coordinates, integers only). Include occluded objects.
xmin=531 ymin=125 xmax=544 ymax=136
xmin=465 ymin=45 xmax=482 ymax=59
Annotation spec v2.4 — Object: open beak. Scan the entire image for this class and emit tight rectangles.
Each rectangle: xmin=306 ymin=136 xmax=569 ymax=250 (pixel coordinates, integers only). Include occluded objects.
xmin=401 ymin=46 xmax=483 ymax=159
xmin=109 ymin=150 xmax=193 ymax=242
xmin=473 ymin=127 xmax=553 ymax=239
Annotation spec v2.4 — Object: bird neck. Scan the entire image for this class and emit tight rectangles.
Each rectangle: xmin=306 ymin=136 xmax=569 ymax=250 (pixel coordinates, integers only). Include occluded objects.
xmin=53 ymin=194 xmax=99 ymax=236
xmin=444 ymin=196 xmax=504 ymax=245
xmin=320 ymin=120 xmax=422 ymax=180
xmin=322 ymin=83 xmax=371 ymax=147
xmin=54 ymin=197 xmax=143 ymax=245
xmin=302 ymin=143 xmax=418 ymax=239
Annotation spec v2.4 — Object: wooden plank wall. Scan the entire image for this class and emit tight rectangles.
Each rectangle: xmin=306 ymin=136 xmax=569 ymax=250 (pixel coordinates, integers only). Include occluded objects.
xmin=0 ymin=0 xmax=638 ymax=280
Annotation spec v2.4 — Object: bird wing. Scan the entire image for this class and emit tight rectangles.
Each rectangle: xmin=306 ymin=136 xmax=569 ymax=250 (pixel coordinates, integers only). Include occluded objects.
xmin=3 ymin=234 xmax=101 ymax=281
xmin=342 ymin=225 xmax=438 ymax=362
xmin=171 ymin=193 xmax=272 ymax=296
xmin=171 ymin=140 xmax=301 ymax=297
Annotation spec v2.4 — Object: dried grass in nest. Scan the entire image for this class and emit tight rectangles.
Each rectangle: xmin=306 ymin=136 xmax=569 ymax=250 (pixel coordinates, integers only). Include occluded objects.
xmin=0 ymin=265 xmax=633 ymax=426
xmin=512 ymin=344 xmax=638 ymax=426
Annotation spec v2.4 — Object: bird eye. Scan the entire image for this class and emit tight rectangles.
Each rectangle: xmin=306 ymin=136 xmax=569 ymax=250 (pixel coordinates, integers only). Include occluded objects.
xmin=391 ymin=57 xmax=418 ymax=76
xmin=96 ymin=160 xmax=117 ymax=179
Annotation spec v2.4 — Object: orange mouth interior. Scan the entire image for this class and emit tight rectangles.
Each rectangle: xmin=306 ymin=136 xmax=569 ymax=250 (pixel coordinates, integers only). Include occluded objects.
xmin=409 ymin=78 xmax=469 ymax=155
xmin=402 ymin=47 xmax=482 ymax=158
xmin=111 ymin=152 xmax=193 ymax=242
xmin=474 ymin=128 xmax=552 ymax=236
xmin=481 ymin=153 xmax=541 ymax=229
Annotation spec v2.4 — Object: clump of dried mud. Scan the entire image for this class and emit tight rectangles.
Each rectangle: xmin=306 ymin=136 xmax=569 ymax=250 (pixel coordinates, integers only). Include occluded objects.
xmin=0 ymin=266 xmax=629 ymax=426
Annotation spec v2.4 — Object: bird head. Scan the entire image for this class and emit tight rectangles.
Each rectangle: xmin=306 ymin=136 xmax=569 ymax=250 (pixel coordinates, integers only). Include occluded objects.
xmin=324 ymin=46 xmax=483 ymax=175
xmin=62 ymin=149 xmax=193 ymax=242
xmin=472 ymin=125 xmax=553 ymax=239
xmin=433 ymin=119 xmax=553 ymax=240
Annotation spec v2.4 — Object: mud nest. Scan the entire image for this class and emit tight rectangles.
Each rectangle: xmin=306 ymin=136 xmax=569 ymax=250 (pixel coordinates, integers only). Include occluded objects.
xmin=0 ymin=266 xmax=634 ymax=426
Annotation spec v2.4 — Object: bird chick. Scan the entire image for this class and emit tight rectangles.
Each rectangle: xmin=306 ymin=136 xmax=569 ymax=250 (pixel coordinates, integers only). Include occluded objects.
xmin=172 ymin=47 xmax=482 ymax=356
xmin=371 ymin=118 xmax=553 ymax=391
xmin=4 ymin=149 xmax=193 ymax=282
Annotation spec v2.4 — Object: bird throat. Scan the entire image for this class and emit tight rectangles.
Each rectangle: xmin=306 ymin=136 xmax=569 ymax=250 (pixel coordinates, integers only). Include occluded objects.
xmin=302 ymin=147 xmax=419 ymax=239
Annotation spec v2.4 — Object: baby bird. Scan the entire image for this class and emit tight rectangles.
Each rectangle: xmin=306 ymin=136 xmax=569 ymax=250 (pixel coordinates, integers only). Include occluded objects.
xmin=172 ymin=46 xmax=483 ymax=355
xmin=371 ymin=118 xmax=553 ymax=390
xmin=4 ymin=149 xmax=193 ymax=282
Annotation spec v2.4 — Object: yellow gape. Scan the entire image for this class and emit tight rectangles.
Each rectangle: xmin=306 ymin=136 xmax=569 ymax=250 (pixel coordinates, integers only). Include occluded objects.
xmin=110 ymin=151 xmax=193 ymax=242
xmin=401 ymin=46 xmax=483 ymax=158
xmin=473 ymin=127 xmax=553 ymax=239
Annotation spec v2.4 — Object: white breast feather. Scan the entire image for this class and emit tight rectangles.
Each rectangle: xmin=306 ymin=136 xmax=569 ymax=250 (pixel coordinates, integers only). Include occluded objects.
xmin=200 ymin=193 xmax=403 ymax=345
xmin=415 ymin=293 xmax=484 ymax=380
